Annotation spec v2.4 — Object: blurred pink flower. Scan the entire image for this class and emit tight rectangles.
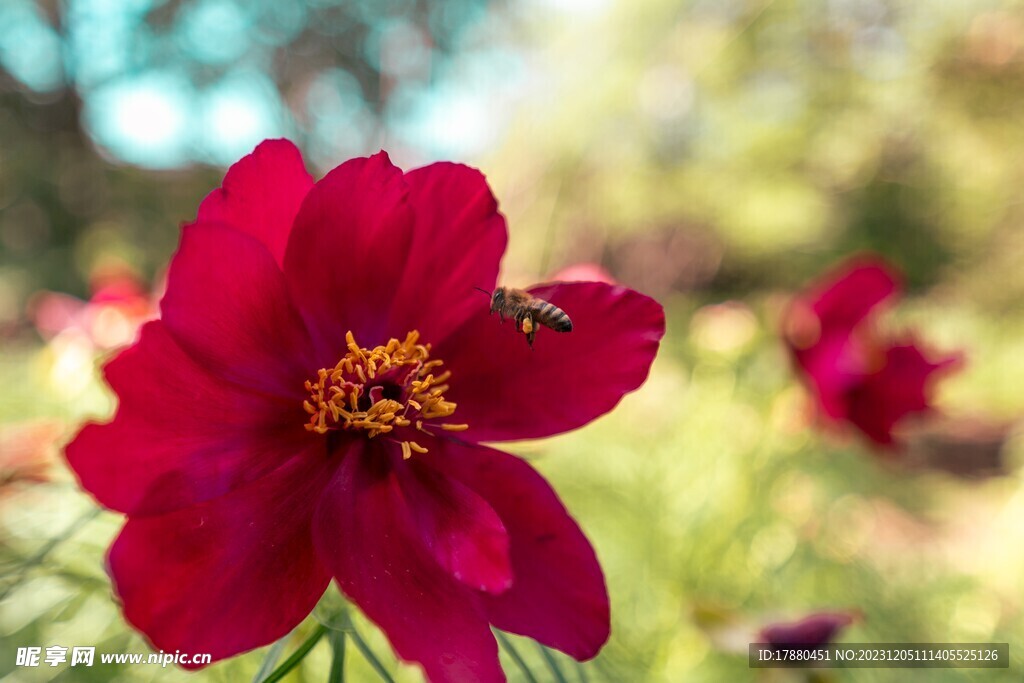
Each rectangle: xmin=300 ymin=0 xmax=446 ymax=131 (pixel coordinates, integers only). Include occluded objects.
xmin=759 ymin=611 xmax=858 ymax=647
xmin=549 ymin=262 xmax=617 ymax=284
xmin=65 ymin=140 xmax=665 ymax=681
xmin=30 ymin=267 xmax=155 ymax=349
xmin=0 ymin=420 xmax=63 ymax=492
xmin=784 ymin=256 xmax=961 ymax=447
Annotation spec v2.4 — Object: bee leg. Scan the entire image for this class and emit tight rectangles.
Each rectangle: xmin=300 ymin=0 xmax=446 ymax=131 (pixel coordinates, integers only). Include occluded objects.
xmin=520 ymin=314 xmax=535 ymax=348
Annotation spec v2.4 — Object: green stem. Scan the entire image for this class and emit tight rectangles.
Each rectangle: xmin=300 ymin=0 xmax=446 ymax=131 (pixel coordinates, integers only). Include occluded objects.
xmin=252 ymin=635 xmax=290 ymax=683
xmin=344 ymin=618 xmax=395 ymax=683
xmin=0 ymin=507 xmax=101 ymax=601
xmin=260 ymin=624 xmax=327 ymax=683
xmin=328 ymin=628 xmax=346 ymax=683
xmin=535 ymin=642 xmax=569 ymax=683
xmin=495 ymin=632 xmax=539 ymax=683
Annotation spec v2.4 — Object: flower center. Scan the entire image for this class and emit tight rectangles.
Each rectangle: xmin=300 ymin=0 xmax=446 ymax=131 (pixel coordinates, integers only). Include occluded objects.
xmin=303 ymin=330 xmax=468 ymax=459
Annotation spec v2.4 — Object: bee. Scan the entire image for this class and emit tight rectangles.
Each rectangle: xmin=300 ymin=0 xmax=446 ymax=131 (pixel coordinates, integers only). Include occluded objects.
xmin=476 ymin=286 xmax=573 ymax=348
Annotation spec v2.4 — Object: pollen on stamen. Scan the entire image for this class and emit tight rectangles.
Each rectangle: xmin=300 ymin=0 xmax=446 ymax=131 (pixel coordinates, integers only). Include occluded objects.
xmin=302 ymin=330 xmax=467 ymax=458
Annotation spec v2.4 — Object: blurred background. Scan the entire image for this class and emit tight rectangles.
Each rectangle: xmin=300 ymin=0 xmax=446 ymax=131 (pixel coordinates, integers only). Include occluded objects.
xmin=2 ymin=0 xmax=1024 ymax=680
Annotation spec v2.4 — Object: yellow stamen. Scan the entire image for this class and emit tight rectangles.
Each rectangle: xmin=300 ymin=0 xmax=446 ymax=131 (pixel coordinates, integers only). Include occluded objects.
xmin=302 ymin=330 xmax=468 ymax=458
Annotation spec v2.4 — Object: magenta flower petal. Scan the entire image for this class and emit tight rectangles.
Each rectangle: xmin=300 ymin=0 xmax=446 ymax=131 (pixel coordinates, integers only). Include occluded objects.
xmin=759 ymin=611 xmax=856 ymax=647
xmin=805 ymin=257 xmax=898 ymax=333
xmin=397 ymin=459 xmax=513 ymax=594
xmin=425 ymin=440 xmax=610 ymax=660
xmin=66 ymin=321 xmax=304 ymax=516
xmin=437 ymin=282 xmax=665 ymax=442
xmin=196 ymin=139 xmax=314 ymax=266
xmin=314 ymin=444 xmax=505 ymax=683
xmin=161 ymin=224 xmax=314 ymax=398
xmin=786 ymin=255 xmax=960 ymax=447
xmin=788 ymin=259 xmax=900 ymax=418
xmin=283 ymin=152 xmax=415 ymax=359
xmin=846 ymin=344 xmax=962 ymax=445
xmin=386 ymin=162 xmax=508 ymax=343
xmin=108 ymin=452 xmax=331 ymax=665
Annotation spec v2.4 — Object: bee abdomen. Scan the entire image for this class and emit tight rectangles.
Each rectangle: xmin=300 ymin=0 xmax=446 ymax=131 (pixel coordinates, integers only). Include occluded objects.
xmin=531 ymin=300 xmax=573 ymax=332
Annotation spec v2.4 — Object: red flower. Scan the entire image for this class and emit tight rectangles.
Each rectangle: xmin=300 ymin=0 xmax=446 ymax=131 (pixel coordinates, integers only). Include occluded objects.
xmin=759 ymin=611 xmax=857 ymax=648
xmin=784 ymin=256 xmax=960 ymax=447
xmin=65 ymin=140 xmax=664 ymax=681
